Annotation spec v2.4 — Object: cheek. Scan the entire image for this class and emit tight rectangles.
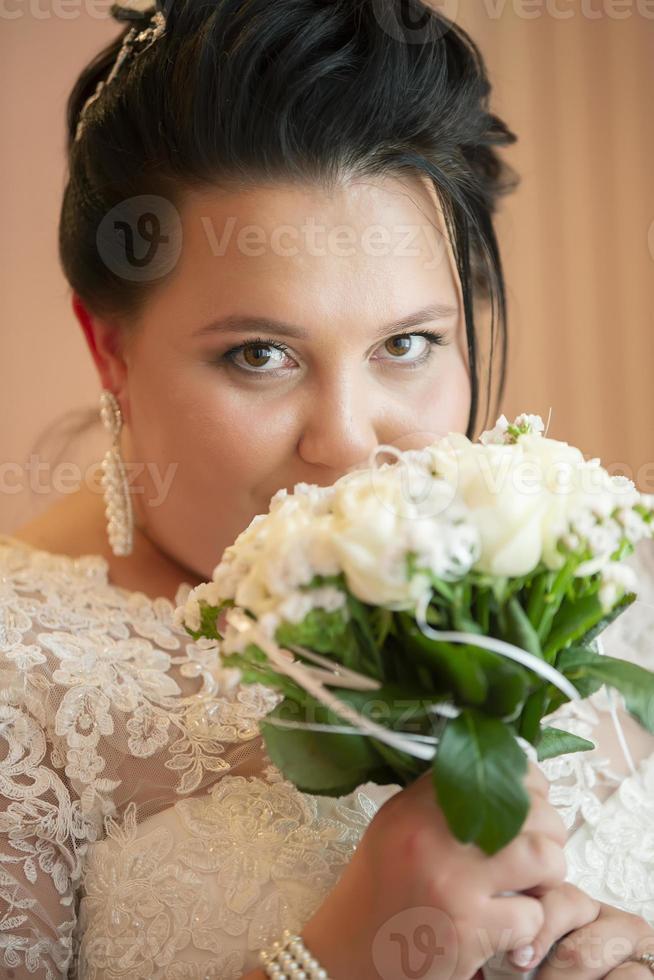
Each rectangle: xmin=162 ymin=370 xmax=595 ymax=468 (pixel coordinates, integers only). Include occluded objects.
xmin=408 ymin=351 xmax=472 ymax=442
xmin=127 ymin=361 xmax=295 ymax=494
xmin=441 ymin=356 xmax=472 ymax=431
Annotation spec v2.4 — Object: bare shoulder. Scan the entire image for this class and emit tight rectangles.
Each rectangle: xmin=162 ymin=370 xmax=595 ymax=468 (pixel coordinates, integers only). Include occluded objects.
xmin=10 ymin=484 xmax=110 ymax=561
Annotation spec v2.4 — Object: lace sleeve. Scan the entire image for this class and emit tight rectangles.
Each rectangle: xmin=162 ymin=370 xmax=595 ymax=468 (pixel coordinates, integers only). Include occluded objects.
xmin=0 ymin=670 xmax=96 ymax=978
xmin=537 ymin=539 xmax=654 ymax=924
xmin=0 ymin=535 xmax=283 ymax=977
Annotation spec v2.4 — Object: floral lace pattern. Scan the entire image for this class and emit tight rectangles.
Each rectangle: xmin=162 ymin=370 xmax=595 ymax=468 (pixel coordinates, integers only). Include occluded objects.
xmin=537 ymin=543 xmax=654 ymax=920
xmin=0 ymin=535 xmax=280 ymax=978
xmin=76 ymin=774 xmax=400 ymax=979
xmin=0 ymin=533 xmax=653 ymax=978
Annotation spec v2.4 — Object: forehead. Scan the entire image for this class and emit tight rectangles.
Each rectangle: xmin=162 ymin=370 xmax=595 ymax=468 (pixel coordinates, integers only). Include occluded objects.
xmin=146 ymin=173 xmax=461 ymax=329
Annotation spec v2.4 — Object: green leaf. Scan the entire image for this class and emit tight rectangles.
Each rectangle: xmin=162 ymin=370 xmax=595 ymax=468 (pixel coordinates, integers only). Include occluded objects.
xmin=452 ymin=608 xmax=484 ymax=635
xmin=259 ymin=695 xmax=391 ymax=795
xmin=490 ymin=577 xmax=511 ymax=605
xmin=433 ymin=708 xmax=530 ymax=855
xmin=427 ymin=576 xmax=457 ymax=603
xmin=398 ymin=617 xmax=488 ymax=704
xmin=543 ymin=592 xmax=608 ymax=661
xmin=536 ymin=560 xmax=578 ymax=645
xmin=369 ymin=737 xmax=428 ymax=783
xmin=260 ymin=683 xmax=446 ymax=795
xmin=275 ymin=605 xmax=350 ymax=657
xmin=474 ymin=588 xmax=492 ymax=634
xmin=346 ymin=594 xmax=383 ymax=675
xmin=518 ymin=688 xmax=550 ymax=744
xmin=526 ymin=570 xmax=554 ymax=628
xmin=463 ymin=646 xmax=529 ymax=720
xmin=575 ymin=592 xmax=637 ymax=647
xmin=557 ymin=646 xmax=654 ymax=733
xmin=335 ymin=682 xmax=442 ymax=729
xmin=370 ymin=607 xmax=394 ymax=650
xmin=536 ymin=726 xmax=596 ymax=761
xmin=504 ymin=597 xmax=543 ymax=659
xmin=184 ymin=598 xmax=234 ymax=642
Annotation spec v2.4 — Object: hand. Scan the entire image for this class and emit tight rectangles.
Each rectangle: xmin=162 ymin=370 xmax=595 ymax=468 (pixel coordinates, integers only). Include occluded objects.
xmin=508 ymin=891 xmax=654 ymax=980
xmin=300 ymin=761 xmax=568 ymax=980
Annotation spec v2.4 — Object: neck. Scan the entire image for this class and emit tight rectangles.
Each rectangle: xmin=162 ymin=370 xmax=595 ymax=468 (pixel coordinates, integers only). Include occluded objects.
xmin=13 ymin=476 xmax=205 ymax=604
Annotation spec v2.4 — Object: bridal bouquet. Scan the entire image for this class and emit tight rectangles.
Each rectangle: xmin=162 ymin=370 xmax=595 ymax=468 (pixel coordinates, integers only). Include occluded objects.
xmin=174 ymin=413 xmax=654 ymax=855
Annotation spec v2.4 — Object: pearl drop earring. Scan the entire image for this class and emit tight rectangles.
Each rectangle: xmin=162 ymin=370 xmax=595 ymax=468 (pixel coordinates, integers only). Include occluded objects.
xmin=99 ymin=389 xmax=134 ymax=557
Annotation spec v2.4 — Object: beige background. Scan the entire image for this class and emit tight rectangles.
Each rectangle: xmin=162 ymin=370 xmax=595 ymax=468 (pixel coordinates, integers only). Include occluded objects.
xmin=1 ymin=1 xmax=653 ymax=534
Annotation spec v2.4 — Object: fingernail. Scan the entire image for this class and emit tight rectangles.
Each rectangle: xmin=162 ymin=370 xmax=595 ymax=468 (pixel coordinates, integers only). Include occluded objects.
xmin=509 ymin=945 xmax=536 ymax=968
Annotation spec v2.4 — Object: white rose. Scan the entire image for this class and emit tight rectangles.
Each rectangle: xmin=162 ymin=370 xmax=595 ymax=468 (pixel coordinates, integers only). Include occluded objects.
xmin=202 ymin=489 xmax=341 ymax=624
xmin=423 ymin=431 xmax=600 ymax=576
xmin=329 ymin=463 xmax=473 ymax=608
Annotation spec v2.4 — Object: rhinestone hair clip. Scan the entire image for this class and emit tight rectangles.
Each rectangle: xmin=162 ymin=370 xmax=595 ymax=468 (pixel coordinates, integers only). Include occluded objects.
xmin=74 ymin=1 xmax=167 ymax=144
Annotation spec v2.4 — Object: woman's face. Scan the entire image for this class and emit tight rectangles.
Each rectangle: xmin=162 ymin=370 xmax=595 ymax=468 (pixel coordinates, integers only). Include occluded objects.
xmin=95 ymin=173 xmax=472 ymax=579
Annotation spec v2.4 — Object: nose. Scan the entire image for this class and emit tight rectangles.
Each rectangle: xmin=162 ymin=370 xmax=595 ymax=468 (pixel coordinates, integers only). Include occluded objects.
xmin=297 ymin=374 xmax=379 ymax=477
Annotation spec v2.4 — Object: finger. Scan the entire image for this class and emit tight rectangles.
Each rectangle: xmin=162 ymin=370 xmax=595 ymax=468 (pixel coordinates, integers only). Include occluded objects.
xmin=536 ymin=909 xmax=653 ymax=980
xmin=520 ymin=790 xmax=568 ymax=848
xmin=481 ymin=894 xmax=545 ymax=955
xmin=507 ymin=883 xmax=600 ymax=971
xmin=606 ymin=962 xmax=654 ymax=980
xmin=488 ymin=832 xmax=567 ymax=894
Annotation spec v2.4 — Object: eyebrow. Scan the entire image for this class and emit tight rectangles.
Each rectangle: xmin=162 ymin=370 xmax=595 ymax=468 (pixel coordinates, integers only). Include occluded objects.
xmin=193 ymin=302 xmax=459 ymax=342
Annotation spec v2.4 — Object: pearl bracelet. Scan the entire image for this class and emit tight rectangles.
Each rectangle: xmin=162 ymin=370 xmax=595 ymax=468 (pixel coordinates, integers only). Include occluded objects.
xmin=258 ymin=928 xmax=331 ymax=979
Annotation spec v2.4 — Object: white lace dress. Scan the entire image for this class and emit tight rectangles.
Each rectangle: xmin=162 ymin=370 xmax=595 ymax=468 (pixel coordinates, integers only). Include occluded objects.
xmin=0 ymin=532 xmax=653 ymax=979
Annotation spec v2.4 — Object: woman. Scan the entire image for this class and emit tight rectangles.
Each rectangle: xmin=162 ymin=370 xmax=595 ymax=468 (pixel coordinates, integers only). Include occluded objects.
xmin=1 ymin=0 xmax=653 ymax=977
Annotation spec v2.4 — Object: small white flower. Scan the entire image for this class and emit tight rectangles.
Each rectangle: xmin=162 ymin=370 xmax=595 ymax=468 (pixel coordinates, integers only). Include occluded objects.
xmin=616 ymin=507 xmax=648 ymax=543
xmin=277 ymin=586 xmax=346 ymax=625
xmin=607 ymin=474 xmax=640 ymax=508
xmin=173 ymin=410 xmax=653 ymax=643
xmin=586 ymin=522 xmax=621 ymax=559
xmin=513 ymin=413 xmax=545 ymax=436
xmin=479 ymin=414 xmax=510 ymax=445
xmin=182 ymin=598 xmax=201 ymax=632
xmin=562 ymin=532 xmax=581 ymax=553
xmin=598 ymin=561 xmax=638 ymax=611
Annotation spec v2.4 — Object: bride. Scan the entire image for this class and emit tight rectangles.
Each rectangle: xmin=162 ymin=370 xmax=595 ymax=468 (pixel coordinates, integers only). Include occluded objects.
xmin=1 ymin=1 xmax=653 ymax=977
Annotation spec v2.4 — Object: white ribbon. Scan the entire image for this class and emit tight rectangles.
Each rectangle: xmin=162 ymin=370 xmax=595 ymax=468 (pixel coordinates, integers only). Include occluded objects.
xmin=413 ymin=592 xmax=581 ymax=703
xmin=226 ymin=608 xmax=437 ymax=760
xmin=595 ymin=634 xmax=637 ymax=776
xmin=226 ymin=597 xmax=582 ymax=762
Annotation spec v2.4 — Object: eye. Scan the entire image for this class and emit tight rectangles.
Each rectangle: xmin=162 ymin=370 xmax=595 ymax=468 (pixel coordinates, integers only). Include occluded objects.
xmin=217 ymin=328 xmax=449 ymax=378
xmin=222 ymin=337 xmax=296 ymax=375
xmin=374 ymin=330 xmax=449 ymax=367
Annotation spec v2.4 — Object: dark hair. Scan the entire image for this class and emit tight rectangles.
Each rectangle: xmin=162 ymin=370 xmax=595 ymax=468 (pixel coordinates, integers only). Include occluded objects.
xmin=59 ymin=0 xmax=519 ymax=438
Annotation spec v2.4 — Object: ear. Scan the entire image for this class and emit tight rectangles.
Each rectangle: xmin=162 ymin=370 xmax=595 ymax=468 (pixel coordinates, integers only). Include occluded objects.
xmin=73 ymin=293 xmax=129 ymax=400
